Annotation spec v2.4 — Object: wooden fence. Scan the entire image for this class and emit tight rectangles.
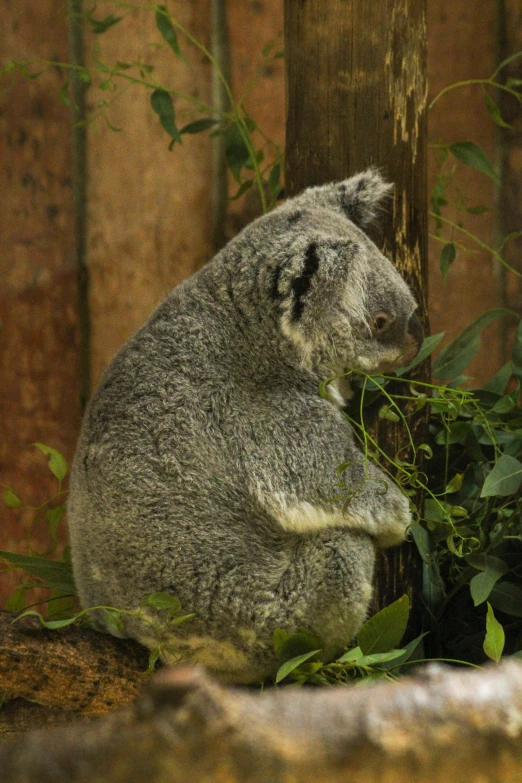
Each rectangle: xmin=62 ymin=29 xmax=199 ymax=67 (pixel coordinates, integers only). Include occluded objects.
xmin=0 ymin=0 xmax=520 ymax=604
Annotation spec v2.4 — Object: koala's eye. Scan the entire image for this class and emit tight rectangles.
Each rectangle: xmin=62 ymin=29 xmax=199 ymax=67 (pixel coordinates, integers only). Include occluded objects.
xmin=370 ymin=312 xmax=393 ymax=335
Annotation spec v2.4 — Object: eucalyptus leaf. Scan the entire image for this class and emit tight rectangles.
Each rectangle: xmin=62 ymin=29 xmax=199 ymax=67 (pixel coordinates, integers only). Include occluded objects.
xmin=469 ymin=557 xmax=509 ymax=606
xmin=155 ymin=5 xmax=184 ymax=59
xmin=512 ymin=320 xmax=522 ymax=379
xmin=480 ymin=454 xmax=522 ymax=498
xmin=150 ymin=89 xmax=181 ymax=144
xmin=433 ymin=309 xmax=514 ymax=380
xmin=439 ymin=242 xmax=456 ymax=280
xmin=358 ymin=595 xmax=409 ymax=655
xmin=483 ymin=361 xmax=513 ymax=395
xmin=484 ymin=93 xmax=511 ymax=129
xmin=268 ymin=163 xmax=282 ymax=198
xmin=34 ymin=443 xmax=68 ymax=481
xmin=4 ymin=487 xmax=23 ymax=508
xmin=448 ymin=141 xmax=500 ymax=184
xmin=15 ymin=610 xmax=78 ymax=630
xmin=489 ymin=582 xmax=522 ymax=617
xmin=86 ymin=12 xmax=122 ymax=34
xmin=224 ymin=122 xmax=251 ymax=181
xmin=395 ymin=332 xmax=445 ymax=376
xmin=180 ymin=118 xmax=219 ymax=134
xmin=275 ymin=649 xmax=321 ymax=683
xmin=483 ymin=602 xmax=505 ymax=663
xmin=0 ymin=551 xmax=76 ymax=595
xmin=144 ymin=592 xmax=181 ymax=613
xmin=273 ymin=628 xmax=323 ymax=662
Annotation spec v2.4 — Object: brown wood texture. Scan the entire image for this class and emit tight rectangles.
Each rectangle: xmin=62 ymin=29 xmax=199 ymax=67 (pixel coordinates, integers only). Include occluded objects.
xmin=3 ymin=662 xmax=522 ymax=781
xmin=499 ymin=0 xmax=522 ymax=328
xmin=427 ymin=0 xmax=502 ymax=380
xmin=85 ymin=1 xmax=214 ymax=387
xmin=226 ymin=0 xmax=285 ymax=237
xmin=0 ymin=612 xmax=149 ymax=719
xmin=0 ymin=1 xmax=81 ymax=603
xmin=284 ymin=0 xmax=428 ymax=614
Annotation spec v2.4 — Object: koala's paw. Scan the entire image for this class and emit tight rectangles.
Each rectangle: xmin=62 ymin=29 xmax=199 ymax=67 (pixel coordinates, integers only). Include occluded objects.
xmin=372 ymin=485 xmax=412 ymax=550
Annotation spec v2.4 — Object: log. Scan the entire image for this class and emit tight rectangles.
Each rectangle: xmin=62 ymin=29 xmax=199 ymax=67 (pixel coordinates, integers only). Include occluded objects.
xmin=2 ymin=662 xmax=522 ymax=782
xmin=0 ymin=612 xmax=149 ymax=723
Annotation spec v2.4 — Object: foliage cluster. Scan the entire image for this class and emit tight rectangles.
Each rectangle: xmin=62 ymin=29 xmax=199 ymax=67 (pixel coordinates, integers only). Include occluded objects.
xmin=2 ymin=2 xmax=522 ymax=685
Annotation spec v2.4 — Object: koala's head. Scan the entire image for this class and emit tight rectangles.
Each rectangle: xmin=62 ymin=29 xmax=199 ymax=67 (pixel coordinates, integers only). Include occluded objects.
xmin=227 ymin=169 xmax=423 ymax=376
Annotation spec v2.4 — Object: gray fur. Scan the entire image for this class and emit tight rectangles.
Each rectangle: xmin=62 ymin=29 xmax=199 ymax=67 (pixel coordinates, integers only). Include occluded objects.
xmin=68 ymin=169 xmax=422 ymax=683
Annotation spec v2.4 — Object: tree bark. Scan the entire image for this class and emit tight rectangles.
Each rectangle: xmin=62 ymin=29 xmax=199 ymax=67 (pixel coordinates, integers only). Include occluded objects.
xmin=2 ymin=662 xmax=522 ymax=782
xmin=0 ymin=612 xmax=149 ymax=726
xmin=284 ymin=0 xmax=429 ymax=614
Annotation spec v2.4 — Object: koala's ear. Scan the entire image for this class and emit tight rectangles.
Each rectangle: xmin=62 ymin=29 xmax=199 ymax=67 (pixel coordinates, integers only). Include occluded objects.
xmin=285 ymin=168 xmax=393 ymax=231
xmin=337 ymin=169 xmax=394 ymax=229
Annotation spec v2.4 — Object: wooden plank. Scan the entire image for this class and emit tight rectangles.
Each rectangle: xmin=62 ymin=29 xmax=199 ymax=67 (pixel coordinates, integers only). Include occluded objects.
xmin=427 ymin=0 xmax=501 ymax=380
xmin=498 ymin=0 xmax=522 ymax=345
xmin=85 ymin=1 xmax=214 ymax=387
xmin=226 ymin=0 xmax=285 ymax=236
xmin=0 ymin=1 xmax=80 ymax=604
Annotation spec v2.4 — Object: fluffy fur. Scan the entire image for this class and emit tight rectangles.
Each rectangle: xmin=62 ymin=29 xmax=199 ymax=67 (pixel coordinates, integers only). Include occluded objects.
xmin=68 ymin=169 xmax=422 ymax=683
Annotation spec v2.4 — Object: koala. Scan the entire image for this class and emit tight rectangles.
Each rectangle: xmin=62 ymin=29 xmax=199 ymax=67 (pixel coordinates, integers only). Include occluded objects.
xmin=67 ymin=169 xmax=423 ymax=684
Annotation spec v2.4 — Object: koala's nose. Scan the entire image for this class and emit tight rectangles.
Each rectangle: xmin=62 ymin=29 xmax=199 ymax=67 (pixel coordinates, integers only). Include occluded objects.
xmin=400 ymin=312 xmax=424 ymax=365
xmin=407 ymin=312 xmax=424 ymax=347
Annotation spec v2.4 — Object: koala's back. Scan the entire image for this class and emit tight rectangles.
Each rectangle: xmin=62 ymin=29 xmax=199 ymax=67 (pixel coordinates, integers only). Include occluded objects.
xmin=68 ymin=262 xmax=375 ymax=681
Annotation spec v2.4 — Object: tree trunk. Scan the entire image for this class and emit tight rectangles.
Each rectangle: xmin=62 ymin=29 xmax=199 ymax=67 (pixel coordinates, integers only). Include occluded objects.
xmin=284 ymin=0 xmax=429 ymax=614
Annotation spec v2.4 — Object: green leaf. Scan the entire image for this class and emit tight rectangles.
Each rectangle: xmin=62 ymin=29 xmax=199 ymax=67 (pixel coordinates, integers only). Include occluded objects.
xmin=358 ymin=595 xmax=409 ymax=655
xmin=445 ymin=473 xmax=463 ymax=494
xmin=395 ymin=332 xmax=445 ymax=376
xmin=224 ymin=122 xmax=251 ymax=182
xmin=6 ymin=587 xmax=26 ymax=613
xmin=357 ymin=649 xmax=407 ymax=666
xmin=376 ymin=632 xmax=428 ymax=670
xmin=4 ymin=487 xmax=23 ymax=508
xmin=105 ymin=610 xmax=125 ymax=633
xmin=150 ymin=89 xmax=181 ymax=144
xmin=448 ymin=141 xmax=500 ymax=185
xmin=16 ymin=610 xmax=78 ymax=630
xmin=433 ymin=309 xmax=514 ymax=380
xmin=86 ymin=12 xmax=122 ymax=34
xmin=268 ymin=163 xmax=282 ymax=198
xmin=439 ymin=242 xmax=456 ymax=280
xmin=273 ymin=628 xmax=322 ymax=662
xmin=144 ymin=592 xmax=181 ymax=613
xmin=483 ymin=361 xmax=513 ymax=395
xmin=155 ymin=5 xmax=184 ymax=59
xmin=59 ymin=78 xmax=72 ymax=108
xmin=230 ymin=180 xmax=254 ymax=200
xmin=179 ymin=118 xmax=218 ymax=134
xmin=167 ymin=612 xmax=196 ymax=627
xmin=483 ymin=602 xmax=505 ymax=663
xmin=147 ymin=647 xmax=161 ymax=673
xmin=512 ymin=320 xmax=522 ymax=379
xmin=378 ymin=404 xmax=400 ymax=422
xmin=484 ymin=93 xmax=511 ymax=129
xmin=466 ymin=204 xmax=492 ymax=215
xmin=34 ymin=443 xmax=68 ymax=481
xmin=46 ymin=505 xmax=65 ymax=534
xmin=480 ymin=454 xmax=522 ymax=498
xmin=336 ymin=645 xmax=363 ymax=664
xmin=468 ymin=556 xmax=509 ymax=606
xmin=275 ymin=649 xmax=321 ymax=683
xmin=489 ymin=581 xmax=522 ymax=617
xmin=0 ymin=551 xmax=76 ymax=595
